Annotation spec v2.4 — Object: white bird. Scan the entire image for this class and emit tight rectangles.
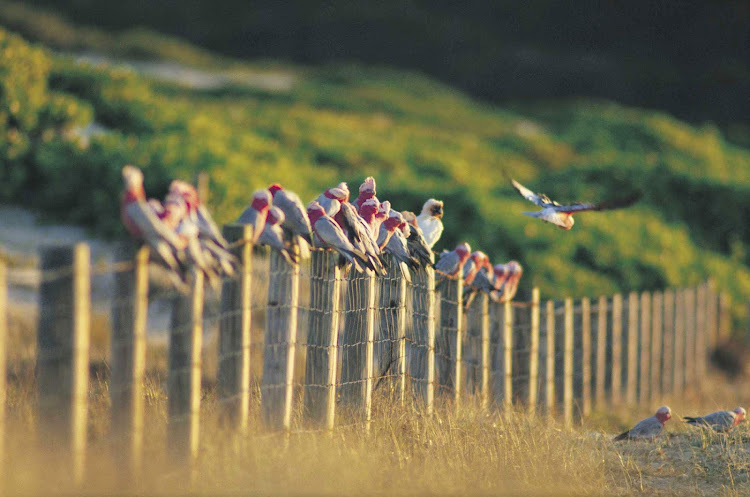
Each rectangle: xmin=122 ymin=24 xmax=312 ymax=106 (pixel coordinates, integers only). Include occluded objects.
xmin=416 ymin=199 xmax=444 ymax=249
xmin=511 ymin=179 xmax=641 ymax=230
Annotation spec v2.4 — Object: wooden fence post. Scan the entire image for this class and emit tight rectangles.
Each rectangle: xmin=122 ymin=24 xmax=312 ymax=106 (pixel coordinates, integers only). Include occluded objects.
xmin=611 ymin=294 xmax=623 ymax=405
xmin=718 ymin=292 xmax=730 ymax=342
xmin=528 ymin=288 xmax=540 ymax=414
xmin=661 ymin=290 xmax=674 ymax=394
xmin=262 ymin=249 xmax=300 ymax=429
xmin=638 ymin=292 xmax=651 ymax=403
xmin=168 ymin=269 xmax=204 ymax=469
xmin=563 ymin=298 xmax=573 ymax=427
xmin=650 ymin=291 xmax=663 ymax=401
xmin=503 ymin=299 xmax=513 ymax=410
xmin=110 ymin=245 xmax=148 ymax=479
xmin=695 ymin=284 xmax=706 ymax=387
xmin=581 ymin=297 xmax=591 ymax=417
xmin=410 ymin=267 xmax=435 ymax=412
xmin=626 ymin=292 xmax=638 ymax=405
xmin=706 ymin=280 xmax=718 ymax=348
xmin=38 ymin=244 xmax=91 ymax=484
xmin=217 ymin=225 xmax=253 ymax=432
xmin=673 ymin=290 xmax=685 ymax=394
xmin=464 ymin=294 xmax=483 ymax=396
xmin=684 ymin=288 xmax=696 ymax=390
xmin=545 ymin=300 xmax=555 ymax=416
xmin=375 ymin=255 xmax=407 ymax=402
xmin=424 ymin=268 xmax=436 ymax=415
xmin=436 ymin=278 xmax=462 ymax=399
xmin=595 ymin=296 xmax=607 ymax=408
xmin=479 ymin=293 xmax=491 ymax=410
xmin=304 ymin=250 xmax=341 ymax=428
xmin=0 ymin=254 xmax=6 ymax=476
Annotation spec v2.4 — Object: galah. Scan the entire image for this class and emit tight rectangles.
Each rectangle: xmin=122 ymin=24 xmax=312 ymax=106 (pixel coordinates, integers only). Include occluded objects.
xmin=353 ymin=176 xmax=377 ymax=210
xmin=684 ymin=407 xmax=746 ymax=432
xmin=235 ymin=190 xmax=272 ymax=244
xmin=401 ymin=211 xmax=434 ymax=267
xmin=416 ymin=199 xmax=444 ymax=249
xmin=307 ymin=201 xmax=370 ymax=272
xmin=383 ymin=212 xmax=419 ymax=277
xmin=337 ymin=201 xmax=386 ymax=275
xmin=358 ymin=198 xmax=380 ymax=234
xmin=613 ymin=406 xmax=671 ymax=441
xmin=435 ymin=242 xmax=472 ymax=280
xmin=374 ymin=200 xmax=391 ymax=235
xmin=463 ymin=256 xmax=498 ymax=307
xmin=462 ymin=251 xmax=488 ymax=286
xmin=487 ymin=264 xmax=512 ymax=302
xmin=168 ymin=179 xmax=230 ymax=250
xmin=120 ymin=165 xmax=186 ymax=279
xmin=376 ymin=207 xmax=401 ymax=251
xmin=268 ymin=184 xmax=313 ymax=245
xmin=511 ymin=179 xmax=642 ymax=230
xmin=258 ymin=206 xmax=295 ymax=265
xmin=316 ymin=184 xmax=349 ymax=217
xmin=497 ymin=261 xmax=523 ymax=302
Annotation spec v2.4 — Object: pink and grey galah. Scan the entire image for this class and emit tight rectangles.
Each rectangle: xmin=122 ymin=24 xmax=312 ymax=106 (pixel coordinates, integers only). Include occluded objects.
xmin=614 ymin=406 xmax=671 ymax=441
xmin=258 ymin=206 xmax=296 ymax=265
xmin=383 ymin=211 xmax=419 ymax=278
xmin=235 ymin=190 xmax=273 ymax=244
xmin=497 ymin=260 xmax=523 ymax=302
xmin=511 ymin=179 xmax=642 ymax=230
xmin=435 ymin=242 xmax=472 ymax=279
xmin=307 ymin=201 xmax=370 ymax=272
xmin=416 ymin=199 xmax=444 ymax=249
xmin=353 ymin=177 xmax=377 ymax=210
xmin=401 ymin=211 xmax=434 ymax=267
xmin=337 ymin=201 xmax=386 ymax=275
xmin=120 ymin=165 xmax=186 ymax=279
xmin=358 ymin=198 xmax=380 ymax=234
xmin=376 ymin=207 xmax=401 ymax=251
xmin=316 ymin=183 xmax=350 ymax=217
xmin=684 ymin=407 xmax=746 ymax=432
xmin=268 ymin=184 xmax=313 ymax=245
xmin=462 ymin=251 xmax=489 ymax=286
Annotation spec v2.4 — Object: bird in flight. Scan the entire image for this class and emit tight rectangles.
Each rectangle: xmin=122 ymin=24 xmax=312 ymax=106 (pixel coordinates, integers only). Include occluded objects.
xmin=511 ymin=179 xmax=642 ymax=230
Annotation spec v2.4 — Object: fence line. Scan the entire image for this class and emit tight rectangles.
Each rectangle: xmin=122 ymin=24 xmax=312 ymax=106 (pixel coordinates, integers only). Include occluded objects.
xmin=0 ymin=239 xmax=733 ymax=485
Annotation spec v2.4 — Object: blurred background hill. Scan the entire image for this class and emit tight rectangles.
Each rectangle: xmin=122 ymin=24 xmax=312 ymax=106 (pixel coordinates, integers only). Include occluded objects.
xmin=0 ymin=1 xmax=747 ymax=324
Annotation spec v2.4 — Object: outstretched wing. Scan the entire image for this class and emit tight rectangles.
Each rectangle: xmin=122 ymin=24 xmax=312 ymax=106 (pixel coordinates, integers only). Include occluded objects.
xmin=553 ymin=192 xmax=642 ymax=214
xmin=511 ymin=179 xmax=553 ymax=208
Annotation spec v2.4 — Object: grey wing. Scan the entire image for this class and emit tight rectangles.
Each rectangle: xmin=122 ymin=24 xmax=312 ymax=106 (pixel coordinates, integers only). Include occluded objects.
xmin=236 ymin=207 xmax=257 ymax=225
xmin=471 ymin=270 xmax=495 ymax=293
xmin=511 ymin=179 xmax=550 ymax=207
xmin=197 ymin=205 xmax=229 ymax=248
xmin=276 ymin=191 xmax=313 ymax=237
xmin=435 ymin=251 xmax=460 ymax=275
xmin=629 ymin=417 xmax=662 ymax=439
xmin=316 ymin=218 xmax=356 ymax=252
xmin=553 ymin=193 xmax=642 ymax=213
xmin=126 ymin=201 xmax=184 ymax=252
xmin=462 ymin=259 xmax=477 ymax=280
xmin=703 ymin=411 xmax=736 ymax=431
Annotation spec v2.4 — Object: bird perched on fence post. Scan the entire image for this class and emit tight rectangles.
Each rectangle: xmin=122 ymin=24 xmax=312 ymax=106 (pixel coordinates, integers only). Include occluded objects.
xmin=307 ymin=201 xmax=370 ymax=272
xmin=435 ymin=242 xmax=472 ymax=285
xmin=268 ymin=184 xmax=313 ymax=246
xmin=417 ymin=199 xmax=444 ymax=249
xmin=511 ymin=179 xmax=642 ymax=230
xmin=236 ymin=190 xmax=273 ymax=244
xmin=258 ymin=206 xmax=296 ymax=265
xmin=613 ymin=406 xmax=671 ymax=441
xmin=496 ymin=261 xmax=523 ymax=302
xmin=401 ymin=210 xmax=434 ymax=267
xmin=353 ymin=177 xmax=377 ymax=210
xmin=684 ymin=407 xmax=746 ymax=432
xmin=316 ymin=183 xmax=350 ymax=217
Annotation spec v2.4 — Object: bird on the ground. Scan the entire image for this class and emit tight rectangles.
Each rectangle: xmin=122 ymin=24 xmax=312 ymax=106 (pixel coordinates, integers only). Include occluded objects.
xmin=120 ymin=165 xmax=187 ymax=286
xmin=435 ymin=242 xmax=472 ymax=282
xmin=307 ymin=201 xmax=369 ymax=272
xmin=258 ymin=206 xmax=296 ymax=265
xmin=684 ymin=407 xmax=746 ymax=433
xmin=613 ymin=406 xmax=671 ymax=441
xmin=353 ymin=177 xmax=377 ymax=210
xmin=235 ymin=190 xmax=273 ymax=244
xmin=511 ymin=179 xmax=642 ymax=230
xmin=401 ymin=211 xmax=434 ymax=267
xmin=416 ymin=199 xmax=444 ymax=249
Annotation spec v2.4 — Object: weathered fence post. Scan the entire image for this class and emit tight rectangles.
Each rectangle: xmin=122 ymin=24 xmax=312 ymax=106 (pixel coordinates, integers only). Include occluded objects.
xmin=38 ymin=244 xmax=90 ymax=484
xmin=661 ymin=290 xmax=674 ymax=394
xmin=464 ymin=293 xmax=483 ymax=396
xmin=638 ymin=292 xmax=651 ymax=402
xmin=611 ymin=294 xmax=623 ymax=405
xmin=424 ymin=268 xmax=436 ymax=414
xmin=304 ymin=250 xmax=341 ymax=428
xmin=435 ymin=277 xmax=463 ymax=402
xmin=502 ymin=299 xmax=514 ymax=410
xmin=262 ymin=248 xmax=300 ymax=429
xmin=168 ymin=269 xmax=204 ymax=469
xmin=376 ymin=255 xmax=407 ymax=402
xmin=0 ymin=253 xmax=6 ymax=475
xmin=626 ymin=292 xmax=638 ymax=405
xmin=706 ymin=280 xmax=718 ymax=348
xmin=683 ymin=288 xmax=696 ymax=390
xmin=411 ymin=266 xmax=435 ymax=411
xmin=595 ymin=296 xmax=607 ymax=408
xmin=695 ymin=284 xmax=706 ymax=387
xmin=217 ymin=225 xmax=253 ymax=432
xmin=544 ymin=300 xmax=555 ymax=416
xmin=673 ymin=289 xmax=685 ymax=394
xmin=110 ymin=245 xmax=148 ymax=479
xmin=478 ymin=293 xmax=491 ymax=410
xmin=563 ymin=298 xmax=573 ymax=427
xmin=581 ymin=297 xmax=591 ymax=417
xmin=650 ymin=291 xmax=663 ymax=401
xmin=718 ymin=292 xmax=730 ymax=342
xmin=528 ymin=288 xmax=540 ymax=414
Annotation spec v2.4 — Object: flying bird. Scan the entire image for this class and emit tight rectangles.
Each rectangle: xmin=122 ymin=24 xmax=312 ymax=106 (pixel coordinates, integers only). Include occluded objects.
xmin=613 ymin=406 xmax=671 ymax=441
xmin=684 ymin=407 xmax=746 ymax=433
xmin=416 ymin=199 xmax=444 ymax=249
xmin=511 ymin=179 xmax=642 ymax=230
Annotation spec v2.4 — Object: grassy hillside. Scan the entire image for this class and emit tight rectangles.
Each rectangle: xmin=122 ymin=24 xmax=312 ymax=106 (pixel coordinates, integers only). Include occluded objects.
xmin=0 ymin=23 xmax=748 ymax=325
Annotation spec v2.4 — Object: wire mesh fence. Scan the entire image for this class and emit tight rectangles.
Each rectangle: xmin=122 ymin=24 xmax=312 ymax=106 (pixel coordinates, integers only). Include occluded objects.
xmin=0 ymin=239 xmax=727 ymax=484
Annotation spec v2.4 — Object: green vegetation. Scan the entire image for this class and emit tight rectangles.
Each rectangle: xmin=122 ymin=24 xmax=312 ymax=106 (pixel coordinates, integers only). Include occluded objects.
xmin=0 ymin=22 xmax=748 ymax=324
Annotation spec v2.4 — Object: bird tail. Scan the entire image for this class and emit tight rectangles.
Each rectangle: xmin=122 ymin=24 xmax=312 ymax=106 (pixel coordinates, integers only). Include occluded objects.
xmin=683 ymin=417 xmax=702 ymax=426
xmin=613 ymin=431 xmax=630 ymax=442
